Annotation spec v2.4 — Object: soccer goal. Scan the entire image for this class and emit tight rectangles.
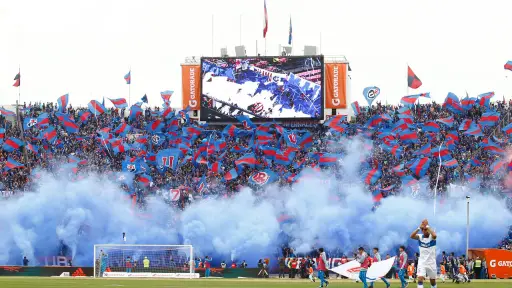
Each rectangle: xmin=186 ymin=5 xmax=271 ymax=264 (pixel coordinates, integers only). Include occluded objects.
xmin=93 ymin=244 xmax=199 ymax=278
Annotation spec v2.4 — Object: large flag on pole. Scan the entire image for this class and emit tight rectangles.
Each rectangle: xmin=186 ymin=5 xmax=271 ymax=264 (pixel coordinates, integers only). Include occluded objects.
xmin=124 ymin=71 xmax=131 ymax=84
xmin=263 ymin=0 xmax=268 ymax=38
xmin=407 ymin=66 xmax=422 ymax=89
xmin=13 ymin=72 xmax=20 ymax=87
xmin=288 ymin=16 xmax=292 ymax=45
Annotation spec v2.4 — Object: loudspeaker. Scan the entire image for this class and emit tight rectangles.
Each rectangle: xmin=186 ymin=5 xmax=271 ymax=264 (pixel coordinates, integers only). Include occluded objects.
xmin=304 ymin=46 xmax=317 ymax=55
xmin=235 ymin=46 xmax=246 ymax=57
xmin=220 ymin=48 xmax=228 ymax=57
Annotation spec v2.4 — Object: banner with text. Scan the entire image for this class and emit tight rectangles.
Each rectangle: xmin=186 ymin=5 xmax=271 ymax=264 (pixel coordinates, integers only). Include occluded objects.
xmin=181 ymin=65 xmax=200 ymax=110
xmin=325 ymin=63 xmax=347 ymax=109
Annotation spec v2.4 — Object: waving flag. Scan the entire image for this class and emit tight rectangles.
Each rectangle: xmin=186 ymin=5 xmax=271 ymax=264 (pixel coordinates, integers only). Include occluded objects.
xmin=23 ymin=118 xmax=38 ymax=130
xmin=502 ymin=123 xmax=512 ymax=137
xmin=324 ymin=115 xmax=347 ymax=133
xmin=263 ymin=0 xmax=268 ymax=38
xmin=464 ymin=123 xmax=483 ymax=137
xmin=124 ymin=71 xmax=131 ymax=84
xmin=56 ymin=93 xmax=69 ymax=112
xmin=480 ymin=111 xmax=500 ymax=127
xmin=423 ymin=121 xmax=440 ymax=133
xmin=401 ymin=175 xmax=418 ymax=186
xmin=88 ymin=100 xmax=107 ymax=115
xmin=161 ymin=90 xmax=173 ymax=103
xmin=363 ymin=168 xmax=382 ymax=185
xmin=137 ymin=174 xmax=153 ymax=187
xmin=399 ymin=129 xmax=418 ymax=144
xmin=25 ymin=142 xmax=38 ymax=154
xmin=61 ymin=118 xmax=79 ymax=133
xmin=282 ymin=130 xmax=299 ymax=147
xmin=141 ymin=94 xmax=148 ymax=104
xmin=318 ymin=153 xmax=341 ymax=167
xmin=157 ymin=149 xmax=183 ymax=170
xmin=461 ymin=96 xmax=476 ymax=110
xmin=443 ymin=92 xmax=463 ymax=114
xmin=4 ymin=157 xmax=24 ymax=171
xmin=490 ymin=159 xmax=506 ymax=174
xmin=0 ymin=128 xmax=4 ymax=140
xmin=146 ymin=119 xmax=164 ymax=133
xmin=362 ymin=86 xmax=380 ymax=106
xmin=224 ymin=168 xmax=239 ymax=181
xmin=477 ymin=92 xmax=494 ymax=108
xmin=13 ymin=72 xmax=20 ymax=87
xmin=401 ymin=95 xmax=419 ymax=106
xmin=0 ymin=107 xmax=16 ymax=116
xmin=236 ymin=115 xmax=256 ymax=130
xmin=42 ymin=126 xmax=58 ymax=144
xmin=208 ymin=161 xmax=223 ymax=174
xmin=351 ymin=101 xmax=361 ymax=116
xmin=109 ymin=98 xmax=128 ymax=109
xmin=410 ymin=157 xmax=432 ymax=178
xmin=249 ymin=169 xmax=278 ymax=186
xmin=407 ymin=66 xmax=422 ymax=89
xmin=3 ymin=137 xmax=24 ymax=152
xmin=113 ymin=143 xmax=130 ymax=154
xmin=129 ymin=104 xmax=142 ymax=120
xmin=437 ymin=116 xmax=454 ymax=127
xmin=298 ymin=132 xmax=313 ymax=149
xmin=235 ymin=153 xmax=257 ymax=168
xmin=505 ymin=61 xmax=512 ymax=71
xmin=382 ymin=143 xmax=402 ymax=159
xmin=114 ymin=122 xmax=132 ymax=136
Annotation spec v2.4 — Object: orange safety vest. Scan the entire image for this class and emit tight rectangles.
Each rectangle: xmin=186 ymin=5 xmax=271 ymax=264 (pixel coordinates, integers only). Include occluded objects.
xmin=440 ymin=265 xmax=446 ymax=274
xmin=459 ymin=265 xmax=466 ymax=274
xmin=407 ymin=265 xmax=414 ymax=276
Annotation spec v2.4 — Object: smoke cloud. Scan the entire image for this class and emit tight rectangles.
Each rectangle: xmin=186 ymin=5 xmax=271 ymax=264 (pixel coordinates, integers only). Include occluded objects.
xmin=0 ymin=138 xmax=510 ymax=265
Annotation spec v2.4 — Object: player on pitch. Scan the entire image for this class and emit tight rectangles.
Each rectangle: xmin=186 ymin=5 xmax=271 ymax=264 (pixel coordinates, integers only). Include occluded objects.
xmin=410 ymin=219 xmax=437 ymax=288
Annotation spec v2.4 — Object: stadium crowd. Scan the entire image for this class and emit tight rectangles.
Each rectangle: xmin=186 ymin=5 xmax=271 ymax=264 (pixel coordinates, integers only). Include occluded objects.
xmin=0 ymin=93 xmax=512 ymax=250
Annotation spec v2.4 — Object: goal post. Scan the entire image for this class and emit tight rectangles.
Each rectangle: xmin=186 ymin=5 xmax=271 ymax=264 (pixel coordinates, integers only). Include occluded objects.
xmin=93 ymin=244 xmax=198 ymax=278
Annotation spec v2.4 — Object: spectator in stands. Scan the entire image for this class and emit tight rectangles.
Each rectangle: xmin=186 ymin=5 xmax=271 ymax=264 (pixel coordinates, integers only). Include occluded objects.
xmin=22 ymin=256 xmax=29 ymax=266
xmin=220 ymin=261 xmax=226 ymax=269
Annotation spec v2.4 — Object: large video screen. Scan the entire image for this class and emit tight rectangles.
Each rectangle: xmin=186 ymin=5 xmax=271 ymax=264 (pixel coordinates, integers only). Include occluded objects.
xmin=200 ymin=56 xmax=324 ymax=122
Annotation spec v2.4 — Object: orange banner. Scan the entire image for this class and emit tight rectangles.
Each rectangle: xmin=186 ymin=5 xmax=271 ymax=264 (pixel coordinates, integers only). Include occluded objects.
xmin=484 ymin=249 xmax=512 ymax=279
xmin=181 ymin=65 xmax=200 ymax=110
xmin=325 ymin=63 xmax=347 ymax=109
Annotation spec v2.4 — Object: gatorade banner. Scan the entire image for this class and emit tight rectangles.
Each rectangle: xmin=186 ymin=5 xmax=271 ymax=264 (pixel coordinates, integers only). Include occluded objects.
xmin=325 ymin=63 xmax=347 ymax=109
xmin=181 ymin=65 xmax=200 ymax=110
xmin=484 ymin=249 xmax=512 ymax=279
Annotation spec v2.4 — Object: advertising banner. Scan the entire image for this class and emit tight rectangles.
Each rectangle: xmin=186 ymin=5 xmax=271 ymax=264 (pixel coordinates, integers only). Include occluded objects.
xmin=325 ymin=63 xmax=347 ymax=109
xmin=181 ymin=65 xmax=200 ymax=111
xmin=484 ymin=249 xmax=512 ymax=279
xmin=0 ymin=266 xmax=93 ymax=277
xmin=200 ymin=56 xmax=324 ymax=121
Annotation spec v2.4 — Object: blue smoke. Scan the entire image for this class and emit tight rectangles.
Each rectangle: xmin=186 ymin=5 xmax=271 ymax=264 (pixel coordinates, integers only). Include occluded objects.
xmin=0 ymin=139 xmax=510 ymax=266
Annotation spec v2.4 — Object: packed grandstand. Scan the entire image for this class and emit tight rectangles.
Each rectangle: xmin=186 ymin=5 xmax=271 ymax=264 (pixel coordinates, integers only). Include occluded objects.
xmin=0 ymin=94 xmax=511 ymax=271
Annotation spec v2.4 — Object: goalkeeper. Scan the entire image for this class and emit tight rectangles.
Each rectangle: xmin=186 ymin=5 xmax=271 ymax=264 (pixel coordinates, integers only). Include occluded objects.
xmin=100 ymin=250 xmax=108 ymax=276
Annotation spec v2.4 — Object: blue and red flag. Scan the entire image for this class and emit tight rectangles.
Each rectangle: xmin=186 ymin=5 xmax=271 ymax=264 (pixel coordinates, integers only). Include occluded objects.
xmin=398 ymin=129 xmax=418 ymax=144
xmin=249 ymin=169 xmax=278 ymax=186
xmin=318 ymin=153 xmax=341 ymax=167
xmin=129 ymin=104 xmax=143 ymax=120
xmin=392 ymin=163 xmax=406 ymax=177
xmin=0 ymin=128 xmax=4 ymax=140
xmin=363 ymin=168 xmax=382 ymax=185
xmin=274 ymin=148 xmax=297 ymax=165
xmin=365 ymin=115 xmax=385 ymax=129
xmin=36 ymin=113 xmax=50 ymax=127
xmin=109 ymin=98 xmax=128 ymax=109
xmin=382 ymin=143 xmax=402 ymax=159
xmin=114 ymin=122 xmax=132 ymax=136
xmin=298 ymin=132 xmax=313 ymax=149
xmin=372 ymin=190 xmax=383 ymax=203
xmin=2 ymin=137 xmax=24 ymax=152
xmin=400 ymin=95 xmax=419 ymax=106
xmin=446 ymin=131 xmax=459 ymax=143
xmin=156 ymin=149 xmax=183 ymax=170
xmin=196 ymin=176 xmax=207 ymax=194
xmin=42 ymin=126 xmax=58 ymax=144
xmin=137 ymin=174 xmax=153 ymax=187
xmin=124 ymin=71 xmax=131 ymax=84
xmin=414 ymin=143 xmax=431 ymax=156
xmin=57 ymin=94 xmax=69 ymax=112
xmin=235 ymin=153 xmax=258 ymax=168
xmin=351 ymin=101 xmax=361 ymax=116
xmin=61 ymin=118 xmax=79 ymax=133
xmin=407 ymin=66 xmax=422 ymax=89
xmin=432 ymin=145 xmax=451 ymax=160
xmin=161 ymin=90 xmax=173 ymax=103
xmin=323 ymin=115 xmax=347 ymax=133
xmin=442 ymin=158 xmax=458 ymax=168
xmin=459 ymin=119 xmax=472 ymax=131
xmin=437 ymin=116 xmax=454 ymax=128
xmin=0 ymin=107 xmax=16 ymax=116
xmin=236 ymin=115 xmax=257 ymax=130
xmin=464 ymin=123 xmax=483 ymax=137
xmin=480 ymin=112 xmax=500 ymax=127
xmin=88 ymin=100 xmax=107 ymax=115
xmin=423 ymin=121 xmax=440 ymax=133
xmin=477 ymin=92 xmax=494 ymax=108
xmin=208 ymin=161 xmax=223 ymax=174
xmin=222 ymin=124 xmax=237 ymax=137
xmin=282 ymin=130 xmax=299 ymax=147
xmin=113 ymin=143 xmax=130 ymax=155
xmin=401 ymin=175 xmax=418 ymax=186
xmin=410 ymin=157 xmax=432 ymax=178
xmin=23 ymin=118 xmax=38 ymax=130
xmin=502 ymin=123 xmax=512 ymax=137
xmin=505 ymin=61 xmax=512 ymax=71
xmin=461 ymin=96 xmax=476 ymax=110
xmin=4 ymin=157 xmax=24 ymax=171
xmin=146 ymin=119 xmax=164 ymax=134
xmin=25 ymin=142 xmax=38 ymax=154
xmin=224 ymin=168 xmax=239 ymax=181
xmin=443 ymin=92 xmax=463 ymax=114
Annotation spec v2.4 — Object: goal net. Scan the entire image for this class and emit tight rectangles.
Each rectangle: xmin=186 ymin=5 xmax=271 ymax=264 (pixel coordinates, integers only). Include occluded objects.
xmin=93 ymin=244 xmax=198 ymax=278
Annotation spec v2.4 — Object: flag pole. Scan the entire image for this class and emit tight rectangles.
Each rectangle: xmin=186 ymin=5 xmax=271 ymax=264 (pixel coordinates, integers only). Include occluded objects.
xmin=211 ymin=14 xmax=214 ymax=56
xmin=128 ymin=66 xmax=131 ymax=107
xmin=18 ymin=65 xmax=20 ymax=105
xmin=239 ymin=14 xmax=242 ymax=46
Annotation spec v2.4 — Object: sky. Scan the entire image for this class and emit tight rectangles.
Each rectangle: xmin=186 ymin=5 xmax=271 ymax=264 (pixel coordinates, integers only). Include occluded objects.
xmin=1 ymin=0 xmax=512 ymax=108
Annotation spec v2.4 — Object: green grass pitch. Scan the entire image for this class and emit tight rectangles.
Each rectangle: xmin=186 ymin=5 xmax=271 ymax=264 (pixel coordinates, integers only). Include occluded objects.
xmin=0 ymin=278 xmax=511 ymax=288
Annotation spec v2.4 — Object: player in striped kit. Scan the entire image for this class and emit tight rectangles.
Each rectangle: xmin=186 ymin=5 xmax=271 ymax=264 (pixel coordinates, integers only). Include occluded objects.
xmin=369 ymin=248 xmax=390 ymax=288
xmin=410 ymin=219 xmax=438 ymax=288
xmin=398 ymin=246 xmax=409 ymax=288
